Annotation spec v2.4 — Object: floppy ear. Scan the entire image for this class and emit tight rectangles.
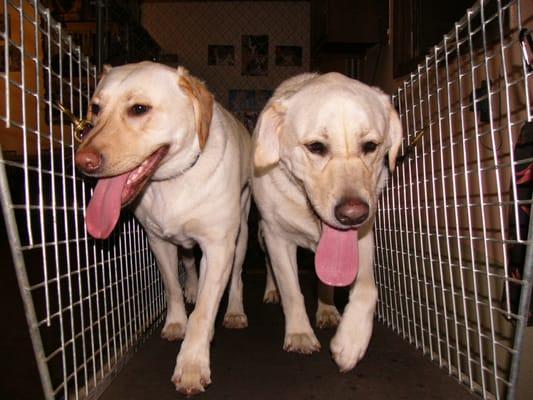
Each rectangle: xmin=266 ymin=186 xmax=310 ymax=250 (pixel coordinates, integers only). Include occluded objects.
xmin=98 ymin=64 xmax=112 ymax=82
xmin=373 ymin=87 xmax=403 ymax=172
xmin=253 ymin=101 xmax=286 ymax=169
xmin=177 ymin=67 xmax=214 ymax=150
xmin=387 ymin=106 xmax=403 ymax=172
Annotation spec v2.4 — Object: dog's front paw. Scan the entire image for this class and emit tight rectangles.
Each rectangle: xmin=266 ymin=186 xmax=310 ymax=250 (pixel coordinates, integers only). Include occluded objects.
xmin=172 ymin=359 xmax=211 ymax=395
xmin=330 ymin=325 xmax=372 ymax=372
xmin=263 ymin=289 xmax=280 ymax=304
xmin=161 ymin=322 xmax=186 ymax=341
xmin=284 ymin=332 xmax=320 ymax=354
xmin=316 ymin=305 xmax=341 ymax=329
xmin=223 ymin=313 xmax=248 ymax=329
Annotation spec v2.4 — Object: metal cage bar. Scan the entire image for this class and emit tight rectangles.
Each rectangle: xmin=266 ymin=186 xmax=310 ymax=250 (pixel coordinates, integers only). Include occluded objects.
xmin=0 ymin=1 xmax=165 ymax=399
xmin=375 ymin=0 xmax=533 ymax=398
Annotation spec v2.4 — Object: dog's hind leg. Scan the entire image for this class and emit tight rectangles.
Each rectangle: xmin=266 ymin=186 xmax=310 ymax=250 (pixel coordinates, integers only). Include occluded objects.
xmin=181 ymin=247 xmax=198 ymax=304
xmin=315 ymin=282 xmax=340 ymax=329
xmin=148 ymin=235 xmax=188 ymax=341
xmin=263 ymin=258 xmax=280 ymax=304
xmin=223 ymin=186 xmax=251 ymax=329
xmin=259 ymin=221 xmax=280 ymax=304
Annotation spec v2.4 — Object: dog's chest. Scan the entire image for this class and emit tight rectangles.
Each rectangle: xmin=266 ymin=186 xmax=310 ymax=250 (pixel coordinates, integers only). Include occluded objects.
xmin=257 ymin=167 xmax=321 ymax=250
xmin=136 ymin=208 xmax=191 ymax=243
xmin=133 ymin=187 xmax=200 ymax=245
xmin=274 ymin=206 xmax=320 ymax=250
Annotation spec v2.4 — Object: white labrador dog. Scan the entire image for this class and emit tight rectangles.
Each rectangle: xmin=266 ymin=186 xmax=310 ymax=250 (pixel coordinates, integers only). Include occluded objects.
xmin=75 ymin=61 xmax=251 ymax=394
xmin=252 ymin=72 xmax=402 ymax=371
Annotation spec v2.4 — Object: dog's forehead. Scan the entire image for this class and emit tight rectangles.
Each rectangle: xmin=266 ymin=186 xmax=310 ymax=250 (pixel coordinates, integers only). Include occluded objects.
xmin=287 ymin=81 xmax=387 ymax=138
xmin=94 ymin=62 xmax=178 ymax=100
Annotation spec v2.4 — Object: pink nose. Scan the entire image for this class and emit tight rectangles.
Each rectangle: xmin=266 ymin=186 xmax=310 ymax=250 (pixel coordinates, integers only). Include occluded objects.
xmin=334 ymin=198 xmax=369 ymax=226
xmin=75 ymin=148 xmax=102 ymax=173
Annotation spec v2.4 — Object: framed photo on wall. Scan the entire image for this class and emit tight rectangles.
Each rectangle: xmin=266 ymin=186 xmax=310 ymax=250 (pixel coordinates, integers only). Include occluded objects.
xmin=241 ymin=35 xmax=268 ymax=76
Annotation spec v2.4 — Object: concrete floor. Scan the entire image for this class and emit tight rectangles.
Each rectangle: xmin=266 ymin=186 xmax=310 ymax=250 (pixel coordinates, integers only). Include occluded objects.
xmin=100 ymin=272 xmax=476 ymax=400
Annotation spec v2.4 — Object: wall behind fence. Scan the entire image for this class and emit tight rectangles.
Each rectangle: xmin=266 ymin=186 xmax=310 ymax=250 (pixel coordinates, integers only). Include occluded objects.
xmin=141 ymin=1 xmax=310 ymax=131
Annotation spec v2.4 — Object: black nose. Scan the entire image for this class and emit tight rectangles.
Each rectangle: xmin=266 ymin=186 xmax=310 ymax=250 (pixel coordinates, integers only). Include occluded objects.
xmin=334 ymin=198 xmax=369 ymax=226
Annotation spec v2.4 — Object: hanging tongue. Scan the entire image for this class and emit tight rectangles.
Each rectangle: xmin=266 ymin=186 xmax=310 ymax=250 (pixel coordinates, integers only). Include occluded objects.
xmin=315 ymin=224 xmax=359 ymax=286
xmin=85 ymin=173 xmax=130 ymax=239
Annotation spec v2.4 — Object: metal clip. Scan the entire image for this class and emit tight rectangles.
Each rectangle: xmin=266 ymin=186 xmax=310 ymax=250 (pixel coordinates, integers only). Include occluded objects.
xmin=55 ymin=102 xmax=92 ymax=143
xmin=519 ymin=28 xmax=533 ymax=73
xmin=395 ymin=127 xmax=427 ymax=166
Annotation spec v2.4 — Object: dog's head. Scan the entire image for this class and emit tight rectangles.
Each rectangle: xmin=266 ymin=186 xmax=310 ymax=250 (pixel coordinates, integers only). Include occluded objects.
xmin=253 ymin=72 xmax=402 ymax=231
xmin=74 ymin=61 xmax=214 ymax=238
xmin=76 ymin=61 xmax=213 ymax=182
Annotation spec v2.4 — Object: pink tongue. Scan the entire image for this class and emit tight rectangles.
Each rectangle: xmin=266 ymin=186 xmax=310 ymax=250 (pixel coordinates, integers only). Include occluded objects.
xmin=85 ymin=173 xmax=130 ymax=239
xmin=315 ymin=224 xmax=359 ymax=286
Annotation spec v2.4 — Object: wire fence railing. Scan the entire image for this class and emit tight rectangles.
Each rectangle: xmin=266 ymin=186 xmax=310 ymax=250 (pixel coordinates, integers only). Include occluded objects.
xmin=374 ymin=1 xmax=533 ymax=399
xmin=0 ymin=1 xmax=165 ymax=398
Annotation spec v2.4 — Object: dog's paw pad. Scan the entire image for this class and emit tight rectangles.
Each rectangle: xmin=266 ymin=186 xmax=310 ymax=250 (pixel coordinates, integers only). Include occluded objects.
xmin=161 ymin=322 xmax=186 ymax=341
xmin=283 ymin=332 xmax=320 ymax=354
xmin=172 ymin=363 xmax=211 ymax=396
xmin=316 ymin=308 xmax=341 ymax=329
xmin=223 ymin=313 xmax=248 ymax=329
xmin=263 ymin=290 xmax=280 ymax=304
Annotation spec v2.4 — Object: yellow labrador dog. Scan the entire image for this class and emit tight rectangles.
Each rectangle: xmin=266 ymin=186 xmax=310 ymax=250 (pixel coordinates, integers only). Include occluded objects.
xmin=252 ymin=72 xmax=402 ymax=371
xmin=75 ymin=61 xmax=251 ymax=394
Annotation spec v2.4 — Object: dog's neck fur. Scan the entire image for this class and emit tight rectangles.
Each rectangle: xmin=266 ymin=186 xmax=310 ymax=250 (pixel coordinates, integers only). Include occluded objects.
xmin=277 ymin=159 xmax=322 ymax=234
xmin=178 ymin=151 xmax=201 ymax=175
xmin=278 ymin=159 xmax=303 ymax=189
xmin=153 ymin=105 xmax=226 ymax=182
xmin=132 ymin=102 xmax=240 ymax=243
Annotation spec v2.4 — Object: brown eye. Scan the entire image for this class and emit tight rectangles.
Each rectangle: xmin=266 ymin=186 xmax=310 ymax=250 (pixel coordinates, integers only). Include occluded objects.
xmin=90 ymin=103 xmax=100 ymax=115
xmin=129 ymin=104 xmax=151 ymax=116
xmin=362 ymin=141 xmax=378 ymax=154
xmin=305 ymin=141 xmax=328 ymax=156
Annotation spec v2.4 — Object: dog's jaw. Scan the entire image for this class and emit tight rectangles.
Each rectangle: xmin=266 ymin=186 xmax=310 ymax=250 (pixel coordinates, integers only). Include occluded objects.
xmin=121 ymin=145 xmax=170 ymax=205
xmin=85 ymin=145 xmax=169 ymax=239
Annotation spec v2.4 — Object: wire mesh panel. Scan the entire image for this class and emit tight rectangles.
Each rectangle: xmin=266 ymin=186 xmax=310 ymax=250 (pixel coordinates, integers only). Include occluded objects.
xmin=374 ymin=0 xmax=532 ymax=399
xmin=0 ymin=1 xmax=165 ymax=399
